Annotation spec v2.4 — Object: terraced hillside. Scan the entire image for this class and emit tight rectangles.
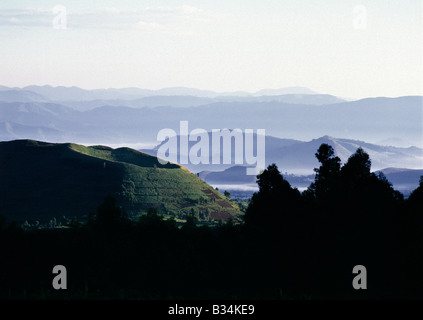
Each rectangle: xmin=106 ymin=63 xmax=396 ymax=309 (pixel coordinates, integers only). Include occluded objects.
xmin=0 ymin=140 xmax=241 ymax=225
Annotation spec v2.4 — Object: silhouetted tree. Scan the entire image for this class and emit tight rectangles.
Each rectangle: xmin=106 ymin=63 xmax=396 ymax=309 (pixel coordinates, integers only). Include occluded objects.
xmin=341 ymin=147 xmax=370 ymax=180
xmin=401 ymin=176 xmax=423 ymax=297
xmin=407 ymin=176 xmax=423 ymax=211
xmin=338 ymin=147 xmax=402 ymax=209
xmin=306 ymin=144 xmax=341 ymax=203
xmin=244 ymin=164 xmax=301 ymax=230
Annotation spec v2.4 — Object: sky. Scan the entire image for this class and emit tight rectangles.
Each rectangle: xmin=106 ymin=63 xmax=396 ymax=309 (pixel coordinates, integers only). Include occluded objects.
xmin=0 ymin=0 xmax=422 ymax=99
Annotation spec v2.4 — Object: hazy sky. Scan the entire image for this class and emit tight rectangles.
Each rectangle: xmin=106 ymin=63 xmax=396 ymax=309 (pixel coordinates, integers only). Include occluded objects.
xmin=0 ymin=0 xmax=422 ymax=98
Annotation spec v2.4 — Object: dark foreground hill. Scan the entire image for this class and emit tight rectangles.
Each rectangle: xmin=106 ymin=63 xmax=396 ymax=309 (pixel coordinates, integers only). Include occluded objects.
xmin=0 ymin=140 xmax=241 ymax=224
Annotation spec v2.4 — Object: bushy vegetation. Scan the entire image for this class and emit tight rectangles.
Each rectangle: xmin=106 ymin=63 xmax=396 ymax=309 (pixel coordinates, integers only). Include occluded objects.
xmin=0 ymin=144 xmax=422 ymax=299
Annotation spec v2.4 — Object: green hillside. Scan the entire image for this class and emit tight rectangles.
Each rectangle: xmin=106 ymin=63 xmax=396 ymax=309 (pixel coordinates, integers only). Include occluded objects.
xmin=0 ymin=140 xmax=242 ymax=225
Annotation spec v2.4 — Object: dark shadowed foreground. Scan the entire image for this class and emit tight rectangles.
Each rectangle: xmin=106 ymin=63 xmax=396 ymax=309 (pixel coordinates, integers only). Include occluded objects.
xmin=0 ymin=144 xmax=422 ymax=299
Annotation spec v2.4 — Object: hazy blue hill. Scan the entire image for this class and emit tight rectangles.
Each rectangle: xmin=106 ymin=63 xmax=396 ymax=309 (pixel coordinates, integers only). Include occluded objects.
xmin=0 ymin=85 xmax=15 ymax=91
xmin=116 ymin=95 xmax=214 ymax=108
xmin=251 ymin=93 xmax=345 ymax=105
xmin=142 ymin=134 xmax=423 ymax=175
xmin=61 ymin=95 xmax=216 ymax=110
xmin=0 ymin=89 xmax=48 ymax=103
xmin=153 ymin=87 xmax=219 ymax=97
xmin=265 ymin=136 xmax=423 ymax=173
xmin=23 ymin=85 xmax=109 ymax=101
xmin=0 ymin=102 xmax=83 ymax=138
xmin=1 ymin=95 xmax=421 ymax=146
xmin=0 ymin=121 xmax=65 ymax=141
xmin=377 ymin=167 xmax=423 ymax=196
xmin=16 ymin=85 xmax=320 ymax=101
xmin=141 ymin=134 xmax=302 ymax=173
xmin=22 ymin=85 xmax=155 ymax=101
xmin=0 ymin=140 xmax=241 ymax=224
xmin=58 ymin=93 xmax=344 ymax=110
xmin=199 ymin=165 xmax=315 ymax=190
xmin=200 ymin=166 xmax=255 ymax=184
xmin=20 ymin=85 xmax=224 ymax=101
xmin=7 ymin=85 xmax=339 ymax=110
xmin=0 ymin=101 xmax=79 ymax=120
xmin=254 ymin=86 xmax=317 ymax=96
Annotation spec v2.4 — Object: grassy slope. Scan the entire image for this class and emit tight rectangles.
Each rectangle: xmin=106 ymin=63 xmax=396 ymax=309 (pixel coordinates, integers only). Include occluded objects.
xmin=0 ymin=140 xmax=241 ymax=224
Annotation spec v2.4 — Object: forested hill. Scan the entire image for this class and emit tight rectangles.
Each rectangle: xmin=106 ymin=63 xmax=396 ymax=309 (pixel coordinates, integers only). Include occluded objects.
xmin=0 ymin=140 xmax=241 ymax=224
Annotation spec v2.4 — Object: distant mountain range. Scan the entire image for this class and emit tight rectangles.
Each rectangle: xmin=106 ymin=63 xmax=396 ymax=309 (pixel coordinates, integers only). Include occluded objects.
xmin=141 ymin=134 xmax=423 ymax=174
xmin=0 ymin=85 xmax=344 ymax=110
xmin=0 ymin=85 xmax=319 ymax=99
xmin=0 ymin=140 xmax=241 ymax=224
xmin=0 ymin=89 xmax=49 ymax=103
xmin=0 ymin=96 xmax=421 ymax=147
xmin=50 ymin=93 xmax=345 ymax=110
xmin=377 ymin=168 xmax=423 ymax=195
